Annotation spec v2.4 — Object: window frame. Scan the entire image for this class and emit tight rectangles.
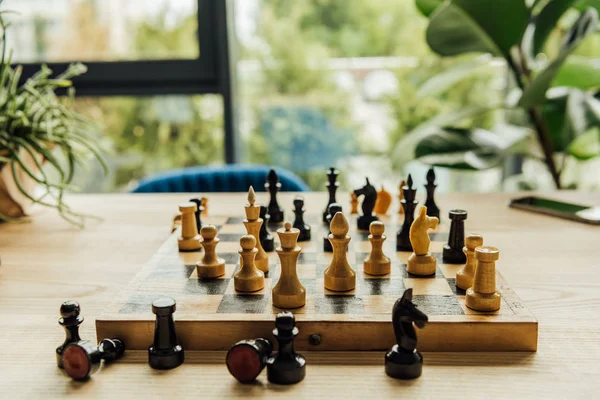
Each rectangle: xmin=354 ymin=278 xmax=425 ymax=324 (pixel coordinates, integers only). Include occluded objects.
xmin=14 ymin=0 xmax=239 ymax=163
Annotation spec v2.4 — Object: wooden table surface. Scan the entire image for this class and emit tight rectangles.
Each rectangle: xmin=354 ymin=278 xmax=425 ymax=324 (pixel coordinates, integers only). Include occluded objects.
xmin=1 ymin=192 xmax=599 ymax=399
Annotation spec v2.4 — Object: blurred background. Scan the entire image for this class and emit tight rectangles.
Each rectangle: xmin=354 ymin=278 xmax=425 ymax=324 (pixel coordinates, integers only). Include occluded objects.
xmin=5 ymin=0 xmax=600 ymax=193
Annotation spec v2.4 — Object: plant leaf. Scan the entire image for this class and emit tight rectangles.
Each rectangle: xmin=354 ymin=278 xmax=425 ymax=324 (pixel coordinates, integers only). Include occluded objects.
xmin=414 ymin=125 xmax=529 ymax=170
xmin=568 ymin=127 xmax=600 ymax=159
xmin=532 ymin=0 xmax=578 ymax=55
xmin=426 ymin=0 xmax=530 ymax=57
xmin=417 ymin=54 xmax=493 ymax=97
xmin=519 ymin=8 xmax=599 ymax=107
xmin=416 ymin=0 xmax=446 ymax=17
xmin=553 ymin=57 xmax=600 ymax=89
xmin=575 ymin=0 xmax=600 ymax=12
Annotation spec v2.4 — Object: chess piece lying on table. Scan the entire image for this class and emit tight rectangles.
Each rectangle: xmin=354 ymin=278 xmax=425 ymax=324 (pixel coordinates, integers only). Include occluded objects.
xmin=56 ymin=301 xmax=83 ymax=368
xmin=466 ymin=246 xmax=502 ymax=312
xmin=273 ymin=222 xmax=306 ymax=309
xmin=364 ymin=221 xmax=391 ymax=276
xmin=197 ymin=225 xmax=225 ymax=278
xmin=324 ymin=212 xmax=356 ymax=292
xmin=385 ymin=289 xmax=428 ymax=380
xmin=63 ymin=338 xmax=125 ymax=380
xmin=226 ymin=338 xmax=273 ymax=383
xmin=456 ymin=233 xmax=483 ymax=290
xmin=407 ymin=206 xmax=439 ymax=276
xmin=354 ymin=178 xmax=379 ymax=230
xmin=178 ymin=202 xmax=202 ymax=251
xmin=148 ymin=297 xmax=185 ymax=370
xmin=267 ymin=312 xmax=306 ymax=385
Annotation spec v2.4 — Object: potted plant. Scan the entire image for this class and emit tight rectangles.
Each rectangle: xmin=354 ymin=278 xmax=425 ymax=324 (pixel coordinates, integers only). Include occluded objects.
xmin=394 ymin=0 xmax=599 ymax=190
xmin=0 ymin=11 xmax=106 ymax=226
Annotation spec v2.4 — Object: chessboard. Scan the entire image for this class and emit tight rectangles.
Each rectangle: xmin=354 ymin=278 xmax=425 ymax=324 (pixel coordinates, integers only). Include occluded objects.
xmin=96 ymin=214 xmax=538 ymax=352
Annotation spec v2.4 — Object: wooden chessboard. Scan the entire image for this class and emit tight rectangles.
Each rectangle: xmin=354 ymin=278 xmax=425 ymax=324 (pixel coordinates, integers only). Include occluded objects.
xmin=96 ymin=214 xmax=537 ymax=352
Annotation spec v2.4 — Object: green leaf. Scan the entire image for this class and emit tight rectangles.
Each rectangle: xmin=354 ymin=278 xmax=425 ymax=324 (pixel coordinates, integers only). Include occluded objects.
xmin=568 ymin=127 xmax=600 ymax=159
xmin=416 ymin=0 xmax=446 ymax=17
xmin=575 ymin=0 xmax=600 ymax=12
xmin=553 ymin=57 xmax=600 ymax=89
xmin=414 ymin=125 xmax=529 ymax=169
xmin=532 ymin=0 xmax=578 ymax=55
xmin=519 ymin=8 xmax=599 ymax=107
xmin=417 ymin=54 xmax=493 ymax=97
xmin=426 ymin=0 xmax=530 ymax=57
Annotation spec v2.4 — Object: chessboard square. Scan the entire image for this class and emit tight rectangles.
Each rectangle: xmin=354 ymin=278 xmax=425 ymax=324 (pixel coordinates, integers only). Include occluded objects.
xmin=404 ymin=278 xmax=454 ymax=296
xmin=298 ymin=252 xmax=318 ymax=263
xmin=220 ymin=224 xmax=246 ymax=234
xmin=179 ymin=251 xmax=202 ymax=265
xmin=120 ymin=293 xmax=163 ymax=314
xmin=439 ymin=263 xmax=463 ymax=279
xmin=184 ymin=278 xmax=230 ymax=295
xmin=148 ymin=264 xmax=195 ymax=280
xmin=412 ymin=295 xmax=464 ymax=315
xmin=430 ymin=231 xmax=449 ymax=242
xmin=225 ymin=217 xmax=244 ymax=225
xmin=217 ymin=294 xmax=270 ymax=314
xmin=355 ymin=240 xmax=371 ymax=252
xmin=220 ymin=252 xmax=240 ymax=264
xmin=314 ymin=296 xmax=364 ymax=314
xmin=218 ymin=241 xmax=241 ymax=253
xmin=217 ymin=233 xmax=242 ymax=242
xmin=364 ymin=295 xmax=396 ymax=314
xmin=430 ymin=242 xmax=445 ymax=253
xmin=174 ymin=295 xmax=222 ymax=315
xmin=446 ymin=278 xmax=466 ymax=296
xmin=361 ymin=278 xmax=405 ymax=296
xmin=394 ymin=252 xmax=411 ymax=263
xmin=298 ymin=242 xmax=318 ymax=254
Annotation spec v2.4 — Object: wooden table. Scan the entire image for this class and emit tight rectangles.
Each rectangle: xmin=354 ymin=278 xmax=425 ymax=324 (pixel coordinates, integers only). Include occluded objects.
xmin=1 ymin=192 xmax=599 ymax=399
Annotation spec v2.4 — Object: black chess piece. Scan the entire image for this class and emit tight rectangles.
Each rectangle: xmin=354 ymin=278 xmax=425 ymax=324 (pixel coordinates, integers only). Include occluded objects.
xmin=293 ymin=196 xmax=311 ymax=242
xmin=267 ymin=312 xmax=306 ymax=385
xmin=397 ymin=174 xmax=418 ymax=251
xmin=322 ymin=167 xmax=339 ymax=223
xmin=443 ymin=210 xmax=468 ymax=264
xmin=226 ymin=338 xmax=273 ymax=383
xmin=259 ymin=206 xmax=275 ymax=252
xmin=265 ymin=169 xmax=284 ymax=223
xmin=62 ymin=338 xmax=125 ymax=381
xmin=56 ymin=301 xmax=83 ymax=368
xmin=148 ymin=297 xmax=185 ymax=370
xmin=385 ymin=289 xmax=428 ymax=380
xmin=189 ymin=198 xmax=204 ymax=230
xmin=323 ymin=203 xmax=342 ymax=252
xmin=354 ymin=178 xmax=379 ymax=231
xmin=424 ymin=168 xmax=440 ymax=220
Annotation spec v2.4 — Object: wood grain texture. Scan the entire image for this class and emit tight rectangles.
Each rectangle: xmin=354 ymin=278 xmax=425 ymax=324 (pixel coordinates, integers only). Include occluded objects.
xmin=1 ymin=192 xmax=599 ymax=398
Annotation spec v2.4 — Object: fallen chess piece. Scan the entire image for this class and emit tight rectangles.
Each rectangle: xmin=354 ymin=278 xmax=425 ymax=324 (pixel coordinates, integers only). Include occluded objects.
xmin=226 ymin=338 xmax=273 ymax=383
xmin=267 ymin=312 xmax=306 ymax=385
xmin=56 ymin=301 xmax=83 ymax=368
xmin=148 ymin=297 xmax=185 ymax=370
xmin=385 ymin=289 xmax=428 ymax=379
xmin=63 ymin=338 xmax=125 ymax=381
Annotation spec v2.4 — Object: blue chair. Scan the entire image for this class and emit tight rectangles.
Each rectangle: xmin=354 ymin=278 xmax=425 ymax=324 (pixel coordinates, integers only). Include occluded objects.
xmin=131 ymin=165 xmax=310 ymax=193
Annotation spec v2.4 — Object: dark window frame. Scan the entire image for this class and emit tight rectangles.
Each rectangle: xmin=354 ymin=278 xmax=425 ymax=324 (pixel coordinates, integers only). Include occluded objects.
xmin=14 ymin=0 xmax=239 ymax=163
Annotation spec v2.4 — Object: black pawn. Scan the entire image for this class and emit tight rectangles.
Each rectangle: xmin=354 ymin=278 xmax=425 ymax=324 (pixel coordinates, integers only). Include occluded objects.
xmin=189 ymin=198 xmax=204 ymax=230
xmin=293 ymin=196 xmax=311 ymax=241
xmin=424 ymin=168 xmax=440 ymax=220
xmin=259 ymin=206 xmax=275 ymax=252
xmin=323 ymin=203 xmax=342 ymax=252
xmin=56 ymin=301 xmax=83 ymax=368
xmin=443 ymin=210 xmax=468 ymax=264
xmin=267 ymin=312 xmax=306 ymax=385
xmin=265 ymin=169 xmax=284 ymax=223
xmin=62 ymin=338 xmax=125 ymax=381
xmin=397 ymin=175 xmax=418 ymax=251
xmin=148 ymin=297 xmax=185 ymax=370
xmin=226 ymin=338 xmax=273 ymax=383
xmin=385 ymin=288 xmax=428 ymax=380
xmin=322 ymin=167 xmax=339 ymax=223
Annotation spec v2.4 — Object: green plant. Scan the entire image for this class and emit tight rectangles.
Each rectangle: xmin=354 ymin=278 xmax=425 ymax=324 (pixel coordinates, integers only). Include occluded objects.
xmin=394 ymin=0 xmax=600 ymax=189
xmin=0 ymin=9 xmax=107 ymax=225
